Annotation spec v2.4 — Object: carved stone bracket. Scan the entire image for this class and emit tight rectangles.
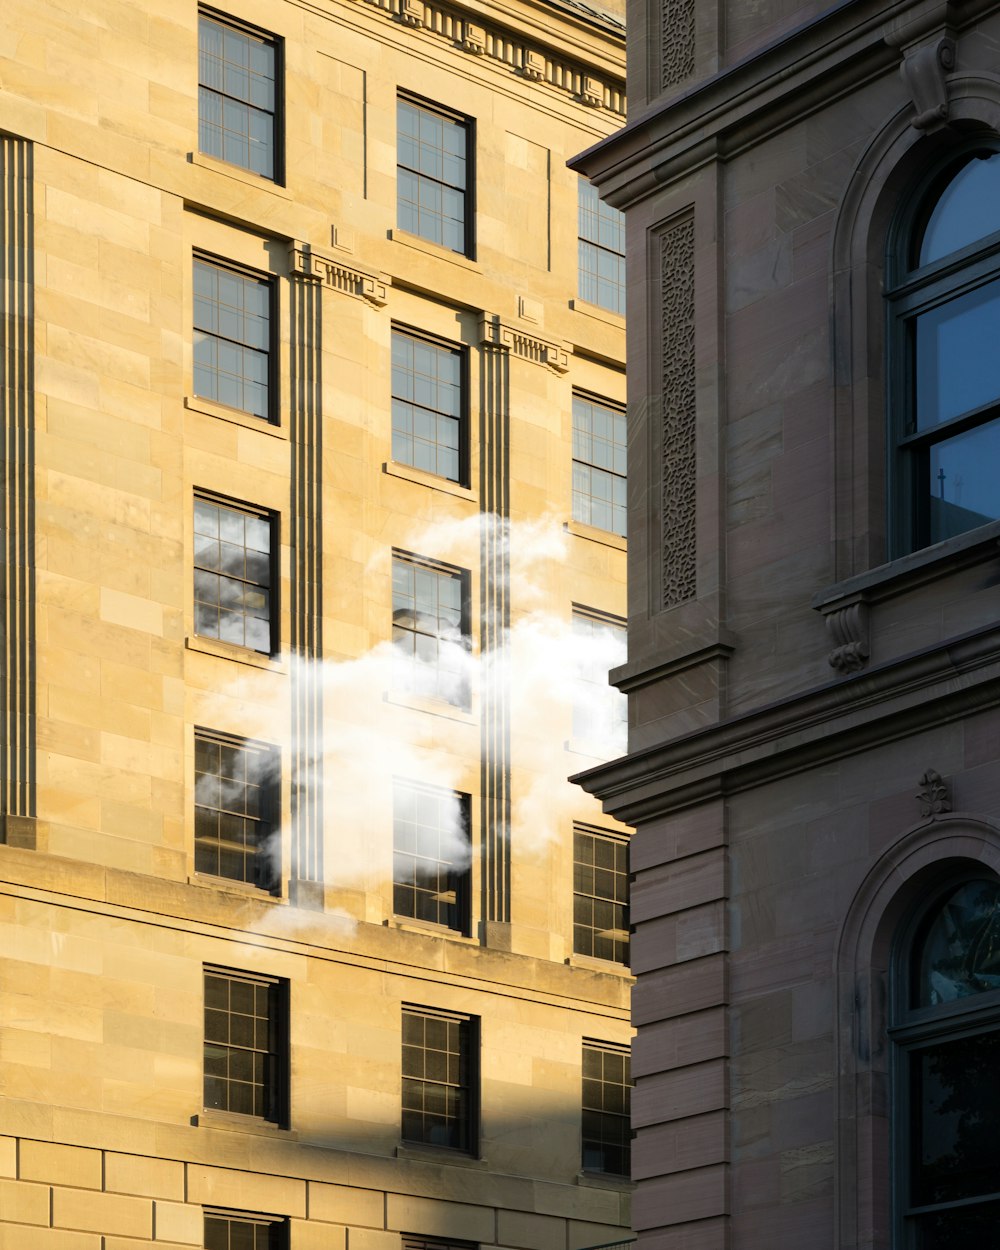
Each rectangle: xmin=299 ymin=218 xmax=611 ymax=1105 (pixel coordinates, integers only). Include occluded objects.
xmin=821 ymin=596 xmax=870 ymax=675
xmin=479 ymin=313 xmax=569 ymax=373
xmin=900 ymin=36 xmax=956 ymax=129
xmin=289 ymin=244 xmax=389 ymax=307
xmin=917 ymin=769 xmax=952 ymax=817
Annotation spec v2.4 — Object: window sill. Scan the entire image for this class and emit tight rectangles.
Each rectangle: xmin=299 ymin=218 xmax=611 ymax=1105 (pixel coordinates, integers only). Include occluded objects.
xmin=382 ymin=461 xmax=476 ymax=502
xmin=565 ymin=519 xmax=627 ymax=551
xmin=565 ymin=953 xmax=633 ymax=977
xmin=395 ymin=1143 xmax=487 ymax=1167
xmin=576 ymin=1170 xmax=632 ymax=1190
xmin=384 ymin=689 xmax=476 ymax=725
xmin=185 ymin=635 xmax=284 ymax=672
xmin=185 ymin=395 xmax=286 ymax=439
xmin=385 ymin=917 xmax=477 ymax=944
xmin=187 ymin=873 xmax=285 ymax=903
xmin=187 ymin=150 xmax=289 ymax=198
xmin=568 ymin=298 xmax=625 ymax=329
xmin=193 ymin=1111 xmax=296 ymax=1139
xmin=387 ymin=229 xmax=479 ymax=271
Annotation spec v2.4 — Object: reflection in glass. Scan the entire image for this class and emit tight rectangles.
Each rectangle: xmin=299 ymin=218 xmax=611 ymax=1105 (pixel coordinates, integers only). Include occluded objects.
xmin=919 ymin=152 xmax=1000 ymax=267
xmin=914 ymin=278 xmax=1000 ymax=429
xmin=927 ymin=423 xmax=1000 ymax=544
xmin=914 ymin=880 xmax=1000 ymax=1006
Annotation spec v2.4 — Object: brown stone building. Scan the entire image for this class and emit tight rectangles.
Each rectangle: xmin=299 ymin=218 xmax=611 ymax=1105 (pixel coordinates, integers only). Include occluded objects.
xmin=574 ymin=0 xmax=1000 ymax=1246
xmin=0 ymin=0 xmax=635 ymax=1245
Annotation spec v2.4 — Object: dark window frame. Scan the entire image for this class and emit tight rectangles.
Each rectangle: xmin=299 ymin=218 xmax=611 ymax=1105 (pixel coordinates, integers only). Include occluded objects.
xmin=572 ymin=390 xmax=627 ymax=538
xmin=193 ymin=491 xmax=278 ymax=656
xmin=391 ymin=549 xmax=471 ymax=708
xmin=581 ymin=1038 xmax=631 ymax=1177
xmin=204 ymin=1208 xmax=290 ymax=1249
xmin=885 ymin=143 xmax=1000 ymax=557
xmin=396 ymin=93 xmax=475 ymax=258
xmin=577 ymin=177 xmax=626 ymax=316
xmin=203 ymin=966 xmax=290 ymax=1128
xmin=390 ymin=325 xmax=469 ymax=488
xmin=198 ymin=6 xmax=284 ymax=184
xmin=193 ymin=251 xmax=278 ymax=423
xmin=194 ymin=728 xmax=280 ymax=892
xmin=392 ymin=778 xmax=472 ymax=935
xmin=401 ymin=1005 xmax=479 ymax=1155
xmin=889 ymin=874 xmax=1000 ymax=1247
xmin=573 ymin=824 xmax=630 ymax=966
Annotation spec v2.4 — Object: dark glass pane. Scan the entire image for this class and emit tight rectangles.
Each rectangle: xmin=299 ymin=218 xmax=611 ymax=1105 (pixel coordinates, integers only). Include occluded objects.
xmin=910 ymin=1031 xmax=1000 ymax=1205
xmin=919 ymin=152 xmax=1000 ymax=266
xmin=926 ymin=421 xmax=1000 ymax=545
xmin=914 ymin=278 xmax=1000 ymax=428
xmin=914 ymin=880 xmax=1000 ymax=1006
xmin=910 ymin=1199 xmax=1000 ymax=1250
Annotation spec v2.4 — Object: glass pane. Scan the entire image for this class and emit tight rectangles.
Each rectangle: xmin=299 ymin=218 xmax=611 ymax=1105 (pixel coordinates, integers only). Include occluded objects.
xmin=919 ymin=152 xmax=1000 ymax=266
xmin=910 ymin=1030 xmax=1000 ymax=1206
xmin=914 ymin=880 xmax=1000 ymax=1006
xmin=909 ymin=1198 xmax=1000 ymax=1250
xmin=927 ymin=421 xmax=1000 ymax=544
xmin=915 ymin=278 xmax=1000 ymax=429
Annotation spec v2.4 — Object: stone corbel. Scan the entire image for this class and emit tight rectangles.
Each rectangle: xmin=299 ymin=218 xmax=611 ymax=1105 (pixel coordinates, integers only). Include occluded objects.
xmin=523 ymin=49 xmax=546 ymax=81
xmin=479 ymin=312 xmax=569 ymax=373
xmin=820 ymin=595 xmax=870 ymax=675
xmin=884 ymin=3 xmax=956 ymax=130
xmin=581 ymin=76 xmax=603 ymax=108
xmin=289 ymin=243 xmax=389 ymax=307
xmin=463 ymin=21 xmax=486 ymax=53
xmin=400 ymin=0 xmax=424 ymax=25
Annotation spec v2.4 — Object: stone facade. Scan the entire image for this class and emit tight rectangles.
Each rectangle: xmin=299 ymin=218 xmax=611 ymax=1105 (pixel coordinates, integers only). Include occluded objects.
xmin=575 ymin=0 xmax=1000 ymax=1246
xmin=0 ymin=0 xmax=633 ymax=1244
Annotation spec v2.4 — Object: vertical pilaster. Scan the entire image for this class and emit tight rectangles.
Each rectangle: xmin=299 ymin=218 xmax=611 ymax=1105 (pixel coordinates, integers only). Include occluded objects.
xmin=0 ymin=135 xmax=36 ymax=830
xmin=289 ymin=266 xmax=324 ymax=896
xmin=478 ymin=323 xmax=512 ymax=930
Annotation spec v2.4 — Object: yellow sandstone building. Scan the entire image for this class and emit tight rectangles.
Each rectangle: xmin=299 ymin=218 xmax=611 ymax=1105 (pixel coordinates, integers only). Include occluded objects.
xmin=0 ymin=0 xmax=630 ymax=1246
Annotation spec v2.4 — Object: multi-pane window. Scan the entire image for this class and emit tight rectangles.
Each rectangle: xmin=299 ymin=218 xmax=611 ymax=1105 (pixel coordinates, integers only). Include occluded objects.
xmin=195 ymin=731 xmax=278 ymax=890
xmin=393 ymin=780 xmax=470 ymax=933
xmin=401 ymin=1007 xmax=476 ymax=1152
xmin=573 ymin=826 xmax=629 ymax=965
xmin=203 ymin=968 xmax=287 ymax=1124
xmin=391 ymin=329 xmax=465 ymax=485
xmin=891 ymin=877 xmax=1000 ymax=1244
xmin=397 ymin=97 xmax=470 ymax=255
xmin=392 ymin=553 xmax=469 ymax=705
xmin=194 ymin=495 xmax=274 ymax=654
xmin=572 ymin=609 xmax=627 ymax=751
xmin=572 ymin=393 xmax=627 ymax=537
xmin=582 ymin=1041 xmax=631 ymax=1176
xmin=205 ymin=1211 xmax=288 ymax=1250
xmin=578 ymin=178 xmax=626 ymax=315
xmin=888 ymin=147 xmax=1000 ymax=554
xmin=198 ymin=10 xmax=279 ymax=180
xmin=193 ymin=257 xmax=273 ymax=420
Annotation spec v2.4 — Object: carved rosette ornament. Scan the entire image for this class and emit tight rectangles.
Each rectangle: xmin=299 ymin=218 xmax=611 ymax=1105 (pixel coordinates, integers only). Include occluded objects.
xmin=917 ymin=770 xmax=952 ymax=818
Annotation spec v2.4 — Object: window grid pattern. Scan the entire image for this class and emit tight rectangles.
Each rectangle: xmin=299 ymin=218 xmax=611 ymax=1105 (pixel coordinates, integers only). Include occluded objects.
xmin=582 ymin=1042 xmax=631 ymax=1176
xmin=578 ymin=179 xmax=626 ymax=315
xmin=402 ymin=1008 xmax=474 ymax=1152
xmin=573 ymin=394 xmax=627 ymax=537
xmin=193 ymin=258 xmax=271 ymax=419
xmin=198 ymin=12 xmax=277 ymax=179
xmin=203 ymin=970 xmax=281 ymax=1122
xmin=393 ymin=780 xmax=469 ymax=932
xmin=391 ymin=330 xmax=464 ymax=484
xmin=392 ymin=554 xmax=468 ymax=705
xmin=573 ymin=828 xmax=629 ymax=965
xmin=194 ymin=497 xmax=273 ymax=653
xmin=204 ymin=1213 xmax=287 ymax=1250
xmin=397 ymin=98 xmax=469 ymax=254
xmin=572 ymin=610 xmax=627 ymax=750
xmin=195 ymin=733 xmax=276 ymax=888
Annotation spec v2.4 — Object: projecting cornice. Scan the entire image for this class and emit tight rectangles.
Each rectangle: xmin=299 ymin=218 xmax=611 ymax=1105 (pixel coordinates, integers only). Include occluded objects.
xmin=571 ymin=0 xmax=996 ymax=203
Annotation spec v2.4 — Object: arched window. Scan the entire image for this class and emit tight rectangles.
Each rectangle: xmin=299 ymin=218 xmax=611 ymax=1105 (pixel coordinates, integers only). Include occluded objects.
xmin=886 ymin=148 xmax=1000 ymax=556
xmin=891 ymin=876 xmax=1000 ymax=1245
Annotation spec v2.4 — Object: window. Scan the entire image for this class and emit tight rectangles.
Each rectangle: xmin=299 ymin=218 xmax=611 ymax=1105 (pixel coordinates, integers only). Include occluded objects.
xmin=392 ymin=552 xmax=469 ymax=705
xmin=401 ymin=1006 xmax=477 ymax=1152
xmin=572 ymin=608 xmax=627 ymax=752
xmin=193 ymin=256 xmax=274 ymax=420
xmin=203 ymin=967 xmax=288 ymax=1125
xmin=393 ymin=780 xmax=470 ymax=933
xmin=391 ymin=328 xmax=466 ymax=485
xmin=205 ymin=1211 xmax=288 ymax=1249
xmin=402 ymin=1238 xmax=477 ymax=1250
xmin=887 ymin=148 xmax=1000 ymax=555
xmin=582 ymin=1040 xmax=630 ymax=1176
xmin=195 ymin=731 xmax=278 ymax=890
xmin=397 ymin=96 xmax=471 ymax=255
xmin=194 ymin=495 xmax=275 ymax=654
xmin=572 ymin=393 xmax=627 ymax=537
xmin=573 ymin=826 xmax=629 ymax=965
xmin=198 ymin=9 xmax=279 ymax=180
xmin=578 ymin=178 xmax=626 ymax=315
xmin=891 ymin=877 xmax=1000 ymax=1245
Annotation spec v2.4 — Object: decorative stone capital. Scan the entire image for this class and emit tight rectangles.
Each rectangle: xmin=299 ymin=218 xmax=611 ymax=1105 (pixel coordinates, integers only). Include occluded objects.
xmin=917 ymin=769 xmax=951 ymax=817
xmin=821 ymin=596 xmax=870 ymax=675
xmin=289 ymin=243 xmax=389 ymax=307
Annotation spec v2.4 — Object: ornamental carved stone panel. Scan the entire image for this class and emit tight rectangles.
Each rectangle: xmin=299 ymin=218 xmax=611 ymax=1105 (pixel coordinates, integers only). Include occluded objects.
xmin=661 ymin=0 xmax=695 ymax=91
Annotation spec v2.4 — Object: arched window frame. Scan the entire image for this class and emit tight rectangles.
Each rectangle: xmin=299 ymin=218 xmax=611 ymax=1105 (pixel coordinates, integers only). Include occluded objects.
xmin=884 ymin=141 xmax=1000 ymax=558
xmin=887 ymin=870 xmax=1000 ymax=1245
